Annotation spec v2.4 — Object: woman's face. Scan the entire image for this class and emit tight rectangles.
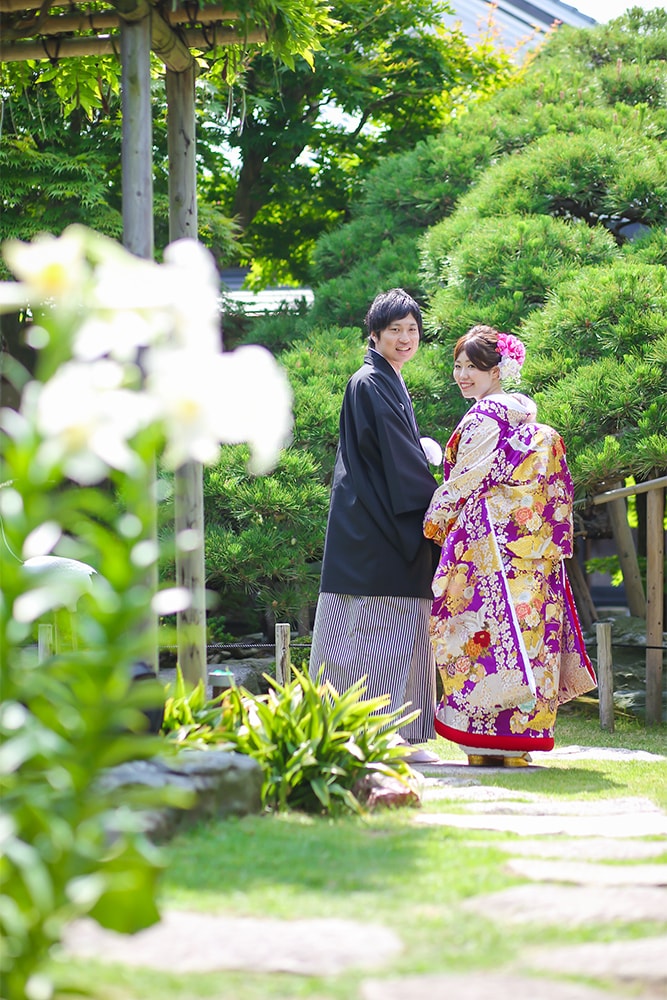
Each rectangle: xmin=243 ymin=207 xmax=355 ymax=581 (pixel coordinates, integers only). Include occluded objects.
xmin=453 ymin=350 xmax=500 ymax=400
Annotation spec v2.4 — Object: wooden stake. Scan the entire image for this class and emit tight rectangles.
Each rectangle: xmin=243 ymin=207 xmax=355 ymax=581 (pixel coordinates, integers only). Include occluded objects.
xmin=37 ymin=624 xmax=53 ymax=663
xmin=275 ymin=623 xmax=291 ymax=685
xmin=645 ymin=487 xmax=665 ymax=725
xmin=595 ymin=622 xmax=614 ymax=732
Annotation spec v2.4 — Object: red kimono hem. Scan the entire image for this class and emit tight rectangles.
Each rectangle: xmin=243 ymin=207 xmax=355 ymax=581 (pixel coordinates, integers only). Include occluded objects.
xmin=435 ymin=718 xmax=554 ymax=752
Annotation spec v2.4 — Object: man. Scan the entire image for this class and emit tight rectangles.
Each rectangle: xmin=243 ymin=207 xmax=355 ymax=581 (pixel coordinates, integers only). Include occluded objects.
xmin=309 ymin=288 xmax=441 ymax=763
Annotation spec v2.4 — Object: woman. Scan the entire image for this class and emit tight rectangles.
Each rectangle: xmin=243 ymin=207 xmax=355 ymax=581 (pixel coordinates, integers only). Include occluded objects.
xmin=423 ymin=325 xmax=596 ymax=767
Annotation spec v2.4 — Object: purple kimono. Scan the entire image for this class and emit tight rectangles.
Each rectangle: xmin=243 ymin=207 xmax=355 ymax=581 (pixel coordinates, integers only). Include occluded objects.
xmin=424 ymin=395 xmax=596 ymax=753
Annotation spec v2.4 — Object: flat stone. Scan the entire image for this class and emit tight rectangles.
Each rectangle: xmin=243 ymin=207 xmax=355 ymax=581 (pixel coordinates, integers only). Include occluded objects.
xmin=492 ymin=838 xmax=667 ymax=861
xmin=537 ymin=745 xmax=666 ymax=761
xmin=62 ymin=910 xmax=402 ymax=976
xmin=413 ymin=811 xmax=667 ymax=837
xmin=361 ymin=971 xmax=633 ymax=1000
xmin=462 ymin=796 xmax=662 ymax=816
xmin=462 ymin=884 xmax=667 ymax=925
xmin=506 ymin=858 xmax=667 ymax=886
xmin=423 ymin=782 xmax=542 ymax=802
xmin=526 ymin=936 xmax=667 ymax=990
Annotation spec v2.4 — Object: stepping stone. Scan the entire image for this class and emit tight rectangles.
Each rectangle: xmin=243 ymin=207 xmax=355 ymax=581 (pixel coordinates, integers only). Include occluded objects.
xmin=493 ymin=838 xmax=667 ymax=861
xmin=526 ymin=935 xmax=667 ymax=992
xmin=538 ymin=745 xmax=666 ymax=761
xmin=413 ymin=810 xmax=667 ymax=837
xmin=462 ymin=796 xmax=662 ymax=817
xmin=62 ymin=910 xmax=402 ymax=975
xmin=462 ymin=884 xmax=667 ymax=926
xmin=423 ymin=782 xmax=542 ymax=803
xmin=361 ymin=970 xmax=634 ymax=1000
xmin=506 ymin=858 xmax=667 ymax=886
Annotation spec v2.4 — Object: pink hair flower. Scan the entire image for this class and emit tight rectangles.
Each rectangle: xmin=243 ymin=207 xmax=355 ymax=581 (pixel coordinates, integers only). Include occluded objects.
xmin=496 ymin=333 xmax=526 ymax=365
xmin=496 ymin=332 xmax=526 ymax=387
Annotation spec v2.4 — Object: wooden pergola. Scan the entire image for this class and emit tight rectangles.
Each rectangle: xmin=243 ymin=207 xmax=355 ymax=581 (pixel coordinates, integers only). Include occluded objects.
xmin=1 ymin=0 xmax=268 ymax=687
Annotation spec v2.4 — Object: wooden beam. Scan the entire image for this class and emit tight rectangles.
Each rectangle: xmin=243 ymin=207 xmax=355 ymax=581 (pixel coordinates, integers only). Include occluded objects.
xmin=1 ymin=5 xmax=239 ymax=42
xmin=0 ymin=24 xmax=265 ymax=64
xmin=589 ymin=475 xmax=667 ymax=506
xmin=0 ymin=0 xmax=237 ymax=14
xmin=0 ymin=35 xmax=122 ymax=60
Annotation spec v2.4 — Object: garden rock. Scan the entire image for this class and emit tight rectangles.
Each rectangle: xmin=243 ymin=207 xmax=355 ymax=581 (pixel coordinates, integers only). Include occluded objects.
xmin=97 ymin=749 xmax=263 ymax=840
xmin=353 ymin=771 xmax=422 ymax=810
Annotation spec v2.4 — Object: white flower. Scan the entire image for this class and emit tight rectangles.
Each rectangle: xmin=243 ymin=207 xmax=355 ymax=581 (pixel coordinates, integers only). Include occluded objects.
xmin=144 ymin=344 xmax=293 ymax=473
xmin=211 ymin=345 xmax=293 ymax=475
xmin=3 ymin=228 xmax=90 ymax=305
xmin=498 ymin=356 xmax=523 ymax=387
xmin=77 ymin=239 xmax=221 ymax=362
xmin=73 ymin=311 xmax=161 ymax=363
xmin=32 ymin=360 xmax=157 ymax=484
xmin=20 ymin=555 xmax=97 ymax=614
xmin=162 ymin=239 xmax=222 ymax=355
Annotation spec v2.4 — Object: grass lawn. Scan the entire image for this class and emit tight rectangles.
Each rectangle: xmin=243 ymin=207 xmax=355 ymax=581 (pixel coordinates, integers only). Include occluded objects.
xmin=52 ymin=707 xmax=667 ymax=1000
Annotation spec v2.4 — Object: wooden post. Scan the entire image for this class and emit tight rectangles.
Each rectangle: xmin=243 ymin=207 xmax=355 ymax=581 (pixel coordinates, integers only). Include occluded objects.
xmin=37 ymin=624 xmax=53 ymax=663
xmin=595 ymin=622 xmax=614 ymax=732
xmin=121 ymin=13 xmax=159 ymax=673
xmin=606 ymin=486 xmax=646 ymax=619
xmin=275 ymin=623 xmax=291 ymax=685
xmin=121 ymin=13 xmax=154 ymax=260
xmin=167 ymin=63 xmax=207 ymax=688
xmin=645 ymin=487 xmax=665 ymax=725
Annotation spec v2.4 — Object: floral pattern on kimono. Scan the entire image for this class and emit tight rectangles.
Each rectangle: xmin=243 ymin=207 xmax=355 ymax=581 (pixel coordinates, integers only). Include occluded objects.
xmin=424 ymin=396 xmax=596 ymax=752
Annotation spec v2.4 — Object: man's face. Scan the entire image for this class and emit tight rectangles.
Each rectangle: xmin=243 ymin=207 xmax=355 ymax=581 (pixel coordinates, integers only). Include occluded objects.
xmin=371 ymin=313 xmax=420 ymax=372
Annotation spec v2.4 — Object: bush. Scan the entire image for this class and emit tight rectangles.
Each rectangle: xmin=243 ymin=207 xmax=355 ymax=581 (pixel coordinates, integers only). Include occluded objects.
xmin=217 ymin=667 xmax=420 ymax=815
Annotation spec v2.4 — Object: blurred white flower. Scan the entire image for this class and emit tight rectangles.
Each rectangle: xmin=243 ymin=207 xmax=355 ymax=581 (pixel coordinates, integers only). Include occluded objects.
xmin=162 ymin=239 xmax=222 ymax=355
xmin=217 ymin=346 xmax=293 ymax=474
xmin=152 ymin=587 xmax=191 ymax=615
xmin=3 ymin=228 xmax=90 ymax=305
xmin=144 ymin=344 xmax=292 ymax=472
xmin=21 ymin=555 xmax=97 ymax=614
xmin=73 ymin=312 xmax=159 ymax=363
xmin=8 ymin=229 xmax=292 ymax=480
xmin=32 ymin=360 xmax=157 ymax=484
xmin=86 ymin=238 xmax=221 ymax=360
xmin=22 ymin=521 xmax=62 ymax=560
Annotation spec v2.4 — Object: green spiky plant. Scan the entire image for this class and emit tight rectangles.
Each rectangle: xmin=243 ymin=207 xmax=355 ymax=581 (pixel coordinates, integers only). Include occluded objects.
xmin=213 ymin=667 xmax=420 ymax=815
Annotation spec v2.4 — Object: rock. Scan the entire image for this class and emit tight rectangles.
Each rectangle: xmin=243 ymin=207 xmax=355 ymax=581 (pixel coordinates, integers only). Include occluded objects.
xmin=97 ymin=749 xmax=263 ymax=840
xmin=353 ymin=771 xmax=422 ymax=810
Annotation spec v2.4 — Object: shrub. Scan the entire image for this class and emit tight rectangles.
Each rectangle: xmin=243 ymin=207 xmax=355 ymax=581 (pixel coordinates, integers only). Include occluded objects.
xmin=217 ymin=667 xmax=419 ymax=815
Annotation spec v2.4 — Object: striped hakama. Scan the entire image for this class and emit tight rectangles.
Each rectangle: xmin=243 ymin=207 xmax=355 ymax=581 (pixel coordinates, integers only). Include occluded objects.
xmin=309 ymin=592 xmax=436 ymax=744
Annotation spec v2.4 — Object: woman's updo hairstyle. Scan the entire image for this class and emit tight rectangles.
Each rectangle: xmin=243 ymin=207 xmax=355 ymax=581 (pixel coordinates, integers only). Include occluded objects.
xmin=453 ymin=325 xmax=501 ymax=371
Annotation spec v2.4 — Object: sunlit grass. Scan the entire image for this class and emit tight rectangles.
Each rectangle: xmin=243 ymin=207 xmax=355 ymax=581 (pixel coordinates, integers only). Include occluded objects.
xmin=51 ymin=704 xmax=667 ymax=1000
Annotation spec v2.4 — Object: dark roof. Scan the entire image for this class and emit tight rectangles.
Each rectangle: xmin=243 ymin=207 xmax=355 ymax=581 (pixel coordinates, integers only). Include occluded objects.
xmin=444 ymin=0 xmax=596 ymax=55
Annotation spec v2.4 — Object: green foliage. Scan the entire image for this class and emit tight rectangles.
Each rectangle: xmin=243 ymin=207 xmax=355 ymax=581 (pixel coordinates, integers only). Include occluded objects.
xmin=161 ymin=666 xmax=233 ymax=747
xmin=209 ymin=0 xmax=522 ymax=283
xmin=217 ymin=666 xmax=419 ymax=814
xmin=230 ymin=299 xmax=313 ymax=353
xmin=451 ymin=129 xmax=667 ymax=229
xmin=0 ymin=443 xmax=171 ymax=999
xmin=424 ymin=214 xmax=620 ymax=339
xmin=200 ymin=445 xmax=329 ymax=626
xmin=281 ymin=325 xmax=367 ymax=475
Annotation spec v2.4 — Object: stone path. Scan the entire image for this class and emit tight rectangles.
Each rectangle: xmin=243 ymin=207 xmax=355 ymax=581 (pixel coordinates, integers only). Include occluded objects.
xmin=63 ymin=745 xmax=667 ymax=999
